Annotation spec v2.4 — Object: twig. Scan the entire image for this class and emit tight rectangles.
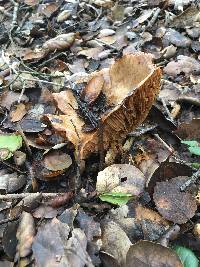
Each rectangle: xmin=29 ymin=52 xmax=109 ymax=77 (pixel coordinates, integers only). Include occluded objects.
xmin=70 ymin=119 xmax=81 ymax=192
xmin=153 ymin=133 xmax=174 ymax=154
xmin=0 ymin=7 xmax=12 ymax=18
xmin=10 ymin=0 xmax=19 ymax=29
xmin=180 ymin=169 xmax=200 ymax=191
xmin=98 ymin=118 xmax=104 ymax=171
xmin=0 ymin=192 xmax=66 ymax=200
xmin=160 ymin=97 xmax=174 ymax=122
xmin=177 ymin=96 xmax=200 ymax=107
xmin=0 ymin=159 xmax=25 ymax=174
xmin=17 ymin=123 xmax=32 ymax=157
xmin=37 ymin=52 xmax=66 ymax=68
xmin=147 ymin=7 xmax=161 ymax=29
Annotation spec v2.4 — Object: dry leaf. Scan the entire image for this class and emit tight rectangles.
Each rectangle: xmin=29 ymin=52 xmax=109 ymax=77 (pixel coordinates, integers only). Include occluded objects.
xmin=46 ymin=53 xmax=161 ymax=159
xmin=78 ymin=47 xmax=104 ymax=59
xmin=16 ymin=212 xmax=35 ymax=258
xmin=101 ymin=221 xmax=131 ymax=266
xmin=43 ymin=33 xmax=76 ymax=53
xmin=96 ymin=164 xmax=145 ymax=195
xmin=153 ymin=177 xmax=197 ymax=224
xmin=10 ymin=103 xmax=27 ymax=122
xmin=23 ymin=49 xmax=47 ymax=61
xmin=164 ymin=55 xmax=200 ymax=76
xmin=0 ymin=91 xmax=29 ymax=109
xmin=39 ymin=3 xmax=59 ymax=17
xmin=126 ymin=241 xmax=183 ymax=267
xmin=81 ymin=74 xmax=104 ymax=104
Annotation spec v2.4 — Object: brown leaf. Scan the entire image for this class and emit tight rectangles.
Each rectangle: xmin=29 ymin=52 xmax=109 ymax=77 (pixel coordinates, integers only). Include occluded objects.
xmin=16 ymin=212 xmax=35 ymax=258
xmin=38 ymin=3 xmax=59 ymax=17
xmin=23 ymin=49 xmax=47 ymax=61
xmin=126 ymin=241 xmax=183 ymax=267
xmin=10 ymin=103 xmax=27 ymax=122
xmin=96 ymin=164 xmax=145 ymax=195
xmin=43 ymin=33 xmax=76 ymax=53
xmin=174 ymin=118 xmax=200 ymax=141
xmin=0 ymin=91 xmax=29 ymax=110
xmin=81 ymin=74 xmax=104 ymax=105
xmin=44 ymin=150 xmax=72 ymax=171
xmin=153 ymin=177 xmax=197 ymax=224
xmin=164 ymin=55 xmax=200 ymax=76
xmin=46 ymin=53 xmax=161 ymax=159
xmin=78 ymin=47 xmax=104 ymax=59
xmin=147 ymin=162 xmax=193 ymax=196
xmin=101 ymin=221 xmax=131 ymax=266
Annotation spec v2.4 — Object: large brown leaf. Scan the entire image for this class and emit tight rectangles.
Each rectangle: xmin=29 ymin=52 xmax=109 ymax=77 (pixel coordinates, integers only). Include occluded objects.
xmin=45 ymin=53 xmax=161 ymax=159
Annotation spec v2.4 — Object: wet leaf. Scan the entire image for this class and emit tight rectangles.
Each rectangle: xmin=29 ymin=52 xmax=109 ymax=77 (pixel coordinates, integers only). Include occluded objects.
xmin=44 ymin=150 xmax=72 ymax=171
xmin=32 ymin=218 xmax=93 ymax=267
xmin=2 ymin=221 xmax=19 ymax=259
xmin=101 ymin=221 xmax=131 ymax=266
xmin=99 ymin=192 xmax=133 ymax=205
xmin=0 ymin=134 xmax=22 ymax=160
xmin=153 ymin=177 xmax=197 ymax=224
xmin=173 ymin=246 xmax=199 ymax=267
xmin=16 ymin=212 xmax=35 ymax=258
xmin=126 ymin=241 xmax=183 ymax=267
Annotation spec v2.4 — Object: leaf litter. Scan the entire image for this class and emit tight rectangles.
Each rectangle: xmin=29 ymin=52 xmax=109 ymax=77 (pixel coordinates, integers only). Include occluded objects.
xmin=0 ymin=0 xmax=200 ymax=266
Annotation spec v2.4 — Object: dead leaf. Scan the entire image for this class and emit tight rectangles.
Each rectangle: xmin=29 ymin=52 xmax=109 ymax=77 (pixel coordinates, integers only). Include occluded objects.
xmin=153 ymin=177 xmax=197 ymax=224
xmin=23 ymin=49 xmax=47 ymax=61
xmin=96 ymin=164 xmax=145 ymax=195
xmin=38 ymin=3 xmax=59 ymax=17
xmin=32 ymin=218 xmax=93 ymax=267
xmin=101 ymin=220 xmax=131 ymax=266
xmin=10 ymin=103 xmax=27 ymax=122
xmin=0 ymin=171 xmax=26 ymax=193
xmin=78 ymin=47 xmax=104 ymax=59
xmin=171 ymin=6 xmax=200 ymax=28
xmin=44 ymin=150 xmax=72 ymax=171
xmin=163 ymin=28 xmax=191 ymax=47
xmin=126 ymin=241 xmax=183 ymax=267
xmin=16 ymin=212 xmax=35 ymax=258
xmin=164 ymin=55 xmax=200 ymax=76
xmin=81 ymin=74 xmax=104 ymax=104
xmin=0 ymin=91 xmax=29 ymax=110
xmin=43 ymin=33 xmax=76 ymax=53
xmin=33 ymin=205 xmax=58 ymax=219
xmin=174 ymin=118 xmax=200 ymax=141
xmin=147 ymin=161 xmax=193 ymax=196
xmin=46 ymin=53 xmax=161 ymax=159
xmin=90 ymin=0 xmax=113 ymax=8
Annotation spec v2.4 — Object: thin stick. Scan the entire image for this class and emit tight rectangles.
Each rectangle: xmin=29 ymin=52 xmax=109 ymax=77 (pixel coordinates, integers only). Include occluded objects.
xmin=10 ymin=0 xmax=19 ymax=29
xmin=17 ymin=123 xmax=32 ymax=157
xmin=153 ymin=133 xmax=174 ymax=154
xmin=0 ymin=159 xmax=25 ymax=174
xmin=180 ymin=169 xmax=200 ymax=191
xmin=0 ymin=192 xmax=65 ymax=200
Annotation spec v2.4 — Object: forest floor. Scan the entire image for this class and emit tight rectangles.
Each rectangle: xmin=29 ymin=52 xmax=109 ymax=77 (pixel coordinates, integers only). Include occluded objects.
xmin=0 ymin=0 xmax=200 ymax=266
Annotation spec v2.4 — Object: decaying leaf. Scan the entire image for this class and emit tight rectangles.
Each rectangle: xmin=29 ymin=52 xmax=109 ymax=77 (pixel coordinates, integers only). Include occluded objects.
xmin=46 ymin=53 xmax=161 ymax=159
xmin=43 ymin=33 xmax=76 ymax=53
xmin=32 ymin=218 xmax=93 ymax=267
xmin=164 ymin=56 xmax=200 ymax=76
xmin=153 ymin=177 xmax=197 ymax=224
xmin=16 ymin=212 xmax=35 ymax=258
xmin=81 ymin=75 xmax=104 ymax=105
xmin=174 ymin=119 xmax=200 ymax=142
xmin=10 ymin=103 xmax=27 ymax=122
xmin=96 ymin=164 xmax=145 ymax=196
xmin=126 ymin=241 xmax=183 ymax=267
xmin=44 ymin=150 xmax=72 ymax=171
xmin=101 ymin=221 xmax=131 ymax=266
